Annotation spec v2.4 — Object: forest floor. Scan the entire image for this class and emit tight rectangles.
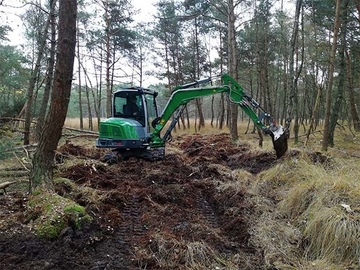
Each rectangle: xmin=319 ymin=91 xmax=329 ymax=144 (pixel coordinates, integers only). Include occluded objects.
xmin=0 ymin=131 xmax=359 ymax=269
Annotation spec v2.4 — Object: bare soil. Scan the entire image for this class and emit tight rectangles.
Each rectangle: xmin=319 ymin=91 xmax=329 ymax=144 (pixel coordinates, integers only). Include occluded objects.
xmin=0 ymin=133 xmax=286 ymax=270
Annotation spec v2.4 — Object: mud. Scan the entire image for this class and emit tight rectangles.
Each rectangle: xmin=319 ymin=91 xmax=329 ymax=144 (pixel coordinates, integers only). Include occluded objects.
xmin=0 ymin=133 xmax=282 ymax=270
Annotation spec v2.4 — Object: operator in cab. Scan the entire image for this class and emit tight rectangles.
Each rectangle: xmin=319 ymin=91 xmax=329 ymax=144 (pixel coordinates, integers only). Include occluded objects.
xmin=124 ymin=95 xmax=140 ymax=115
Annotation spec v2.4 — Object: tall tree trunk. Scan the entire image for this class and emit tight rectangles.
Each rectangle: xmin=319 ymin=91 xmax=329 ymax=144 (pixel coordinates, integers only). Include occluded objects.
xmin=87 ymin=47 xmax=102 ymax=127
xmin=218 ymin=93 xmax=225 ymax=129
xmin=211 ymin=95 xmax=215 ymax=127
xmin=85 ymin=80 xmax=93 ymax=131
xmin=35 ymin=0 xmax=57 ymax=140
xmin=29 ymin=0 xmax=77 ymax=192
xmin=305 ymin=85 xmax=322 ymax=146
xmin=262 ymin=2 xmax=272 ymax=115
xmin=194 ymin=17 xmax=205 ymax=130
xmin=294 ymin=5 xmax=305 ymax=143
xmin=350 ymin=0 xmax=360 ymax=131
xmin=24 ymin=2 xmax=54 ymax=145
xmin=328 ymin=0 xmax=349 ymax=147
xmin=227 ymin=0 xmax=239 ymax=141
xmin=285 ymin=0 xmax=302 ymax=141
xmin=138 ymin=46 xmax=143 ymax=87
xmin=218 ymin=28 xmax=225 ymax=130
xmin=346 ymin=50 xmax=360 ymax=131
xmin=164 ymin=33 xmax=171 ymax=91
xmin=105 ymin=4 xmax=112 ymax=118
xmin=322 ymin=0 xmax=342 ymax=151
xmin=77 ymin=15 xmax=83 ymax=130
xmin=79 ymin=60 xmax=94 ymax=130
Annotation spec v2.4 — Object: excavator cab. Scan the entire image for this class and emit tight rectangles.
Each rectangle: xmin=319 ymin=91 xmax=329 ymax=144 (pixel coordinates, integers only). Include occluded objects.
xmin=113 ymin=91 xmax=145 ymax=125
xmin=96 ymin=87 xmax=162 ymax=160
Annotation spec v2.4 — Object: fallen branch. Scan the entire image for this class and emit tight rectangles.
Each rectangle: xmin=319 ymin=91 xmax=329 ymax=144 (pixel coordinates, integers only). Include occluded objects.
xmin=13 ymin=152 xmax=31 ymax=172
xmin=65 ymin=133 xmax=99 ymax=139
xmin=2 ymin=166 xmax=29 ymax=171
xmin=0 ymin=181 xmax=17 ymax=194
xmin=3 ymin=144 xmax=38 ymax=153
xmin=0 ymin=117 xmax=35 ymax=123
xmin=62 ymin=126 xmax=98 ymax=134
xmin=0 ymin=180 xmax=28 ymax=194
xmin=0 ymin=170 xmax=29 ymax=178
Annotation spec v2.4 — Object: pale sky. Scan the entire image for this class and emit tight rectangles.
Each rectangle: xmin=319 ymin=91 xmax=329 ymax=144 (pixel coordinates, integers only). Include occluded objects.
xmin=133 ymin=0 xmax=157 ymax=22
xmin=0 ymin=0 xmax=24 ymax=46
xmin=1 ymin=0 xmax=157 ymax=46
xmin=1 ymin=0 xmax=294 ymax=86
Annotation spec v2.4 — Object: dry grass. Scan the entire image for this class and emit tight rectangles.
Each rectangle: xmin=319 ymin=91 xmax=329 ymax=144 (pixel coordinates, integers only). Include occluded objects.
xmin=252 ymin=147 xmax=360 ymax=266
xmin=185 ymin=241 xmax=230 ymax=270
xmin=249 ymin=216 xmax=302 ymax=269
xmin=296 ymin=259 xmax=352 ymax=270
xmin=64 ymin=118 xmax=102 ymax=131
xmin=142 ymin=232 xmax=234 ymax=270
xmin=303 ymin=206 xmax=360 ymax=261
xmin=298 ymin=159 xmax=360 ymax=262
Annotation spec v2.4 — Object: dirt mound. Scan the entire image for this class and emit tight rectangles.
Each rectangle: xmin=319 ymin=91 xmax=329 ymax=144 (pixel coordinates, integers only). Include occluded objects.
xmin=179 ymin=133 xmax=279 ymax=174
xmin=1 ymin=134 xmax=282 ymax=269
xmin=56 ymin=142 xmax=105 ymax=163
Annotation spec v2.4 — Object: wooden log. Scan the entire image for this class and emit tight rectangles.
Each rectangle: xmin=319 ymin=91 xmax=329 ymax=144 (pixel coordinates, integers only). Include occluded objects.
xmin=0 ymin=170 xmax=29 ymax=178
xmin=0 ymin=181 xmax=18 ymax=194
xmin=62 ymin=126 xmax=98 ymax=134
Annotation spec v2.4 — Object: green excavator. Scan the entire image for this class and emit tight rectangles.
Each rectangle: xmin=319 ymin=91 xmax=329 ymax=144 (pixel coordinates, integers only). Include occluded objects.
xmin=96 ymin=74 xmax=288 ymax=162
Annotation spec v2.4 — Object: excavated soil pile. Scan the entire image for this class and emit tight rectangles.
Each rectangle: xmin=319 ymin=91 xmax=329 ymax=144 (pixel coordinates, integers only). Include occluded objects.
xmin=0 ymin=133 xmax=281 ymax=270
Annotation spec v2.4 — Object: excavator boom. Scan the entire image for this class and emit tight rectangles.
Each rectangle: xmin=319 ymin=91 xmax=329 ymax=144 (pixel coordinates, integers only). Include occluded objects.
xmin=151 ymin=74 xmax=288 ymax=158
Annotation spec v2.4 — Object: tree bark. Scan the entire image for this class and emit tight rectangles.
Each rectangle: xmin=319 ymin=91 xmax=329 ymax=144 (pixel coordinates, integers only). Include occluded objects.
xmin=346 ymin=50 xmax=360 ymax=131
xmin=35 ymin=0 xmax=57 ymax=141
xmin=217 ymin=27 xmax=225 ymax=130
xmin=36 ymin=0 xmax=56 ymax=140
xmin=227 ymin=0 xmax=239 ymax=141
xmin=29 ymin=0 xmax=77 ymax=192
xmin=77 ymin=15 xmax=83 ymax=130
xmin=328 ymin=0 xmax=349 ymax=147
xmin=105 ymin=1 xmax=112 ymax=118
xmin=349 ymin=0 xmax=360 ymax=131
xmin=322 ymin=0 xmax=342 ymax=151
xmin=285 ymin=0 xmax=302 ymax=141
xmin=24 ymin=1 xmax=54 ymax=145
xmin=194 ymin=17 xmax=205 ymax=130
xmin=305 ymin=85 xmax=322 ymax=146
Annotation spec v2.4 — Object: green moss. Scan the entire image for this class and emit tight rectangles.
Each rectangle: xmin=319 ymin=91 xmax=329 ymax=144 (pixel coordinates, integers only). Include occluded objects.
xmin=53 ymin=177 xmax=76 ymax=188
xmin=64 ymin=204 xmax=85 ymax=214
xmin=63 ymin=204 xmax=92 ymax=229
xmin=27 ymin=192 xmax=92 ymax=240
xmin=36 ymin=218 xmax=66 ymax=240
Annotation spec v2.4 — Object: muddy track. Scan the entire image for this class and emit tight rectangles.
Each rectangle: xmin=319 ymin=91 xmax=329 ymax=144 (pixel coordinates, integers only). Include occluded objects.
xmin=196 ymin=190 xmax=219 ymax=229
xmin=113 ymin=192 xmax=143 ymax=269
xmin=0 ymin=134 xmax=279 ymax=269
xmin=116 ymin=191 xmax=144 ymax=242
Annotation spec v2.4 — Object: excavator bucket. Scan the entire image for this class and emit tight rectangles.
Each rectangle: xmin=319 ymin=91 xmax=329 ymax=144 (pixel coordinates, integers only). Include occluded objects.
xmin=270 ymin=125 xmax=288 ymax=158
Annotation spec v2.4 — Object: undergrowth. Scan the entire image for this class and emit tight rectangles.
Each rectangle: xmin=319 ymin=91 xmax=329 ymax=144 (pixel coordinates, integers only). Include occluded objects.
xmin=252 ymin=148 xmax=360 ymax=268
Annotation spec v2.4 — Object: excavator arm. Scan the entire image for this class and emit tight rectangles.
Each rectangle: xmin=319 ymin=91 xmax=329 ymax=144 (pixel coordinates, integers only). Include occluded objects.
xmin=150 ymin=74 xmax=288 ymax=158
